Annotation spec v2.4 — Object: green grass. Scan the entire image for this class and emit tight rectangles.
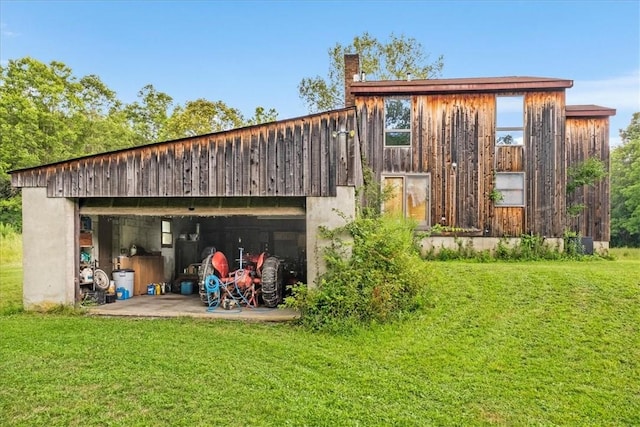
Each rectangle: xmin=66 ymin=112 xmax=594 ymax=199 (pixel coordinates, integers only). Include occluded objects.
xmin=1 ymin=235 xmax=639 ymax=425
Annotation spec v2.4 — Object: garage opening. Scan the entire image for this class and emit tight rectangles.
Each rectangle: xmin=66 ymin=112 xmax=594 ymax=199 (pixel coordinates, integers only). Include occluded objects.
xmin=77 ymin=197 xmax=306 ymax=313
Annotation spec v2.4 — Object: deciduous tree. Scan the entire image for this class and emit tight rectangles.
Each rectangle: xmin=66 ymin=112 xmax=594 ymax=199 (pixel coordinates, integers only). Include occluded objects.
xmin=298 ymin=32 xmax=444 ymax=112
xmin=611 ymin=112 xmax=640 ymax=247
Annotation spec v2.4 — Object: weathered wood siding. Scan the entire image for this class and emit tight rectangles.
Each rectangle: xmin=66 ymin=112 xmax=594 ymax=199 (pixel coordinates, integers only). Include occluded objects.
xmin=357 ymin=90 xmax=568 ymax=237
xmin=11 ymin=109 xmax=360 ymax=198
xmin=565 ymin=117 xmax=610 ymax=241
xmin=523 ymin=91 xmax=566 ymax=237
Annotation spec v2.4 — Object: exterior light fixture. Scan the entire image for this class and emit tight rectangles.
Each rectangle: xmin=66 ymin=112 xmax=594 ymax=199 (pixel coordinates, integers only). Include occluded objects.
xmin=331 ymin=129 xmax=356 ymax=138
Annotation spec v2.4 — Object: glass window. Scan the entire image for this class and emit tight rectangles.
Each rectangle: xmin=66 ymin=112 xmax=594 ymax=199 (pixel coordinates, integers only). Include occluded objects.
xmin=495 ymin=172 xmax=525 ymax=206
xmin=385 ymin=98 xmax=411 ymax=146
xmin=496 ymin=96 xmax=524 ymax=146
xmin=161 ymin=218 xmax=173 ymax=247
xmin=382 ymin=175 xmax=430 ymax=226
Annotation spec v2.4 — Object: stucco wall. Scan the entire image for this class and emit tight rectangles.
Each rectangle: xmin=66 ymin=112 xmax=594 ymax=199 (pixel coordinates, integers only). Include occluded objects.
xmin=306 ymin=186 xmax=356 ymax=287
xmin=22 ymin=188 xmax=76 ymax=308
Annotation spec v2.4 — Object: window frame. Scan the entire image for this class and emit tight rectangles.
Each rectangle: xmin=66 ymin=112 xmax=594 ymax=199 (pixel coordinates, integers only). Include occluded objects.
xmin=494 ymin=172 xmax=526 ymax=207
xmin=381 ymin=173 xmax=431 ymax=227
xmin=495 ymin=95 xmax=524 ymax=146
xmin=161 ymin=218 xmax=173 ymax=248
xmin=384 ymin=97 xmax=412 ymax=147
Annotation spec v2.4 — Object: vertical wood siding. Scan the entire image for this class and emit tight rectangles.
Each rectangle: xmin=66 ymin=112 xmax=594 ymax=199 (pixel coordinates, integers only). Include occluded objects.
xmin=565 ymin=117 xmax=610 ymax=241
xmin=357 ymin=90 xmax=569 ymax=237
xmin=11 ymin=109 xmax=359 ymax=198
xmin=358 ymin=93 xmax=494 ymax=231
xmin=523 ymin=91 xmax=566 ymax=237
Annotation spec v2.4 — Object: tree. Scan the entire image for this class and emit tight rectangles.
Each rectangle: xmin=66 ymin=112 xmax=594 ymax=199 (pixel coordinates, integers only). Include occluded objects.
xmin=0 ymin=57 xmax=136 ymax=228
xmin=611 ymin=112 xmax=640 ymax=247
xmin=298 ymin=32 xmax=444 ymax=112
xmin=124 ymin=84 xmax=174 ymax=145
xmin=162 ymin=99 xmax=278 ymax=140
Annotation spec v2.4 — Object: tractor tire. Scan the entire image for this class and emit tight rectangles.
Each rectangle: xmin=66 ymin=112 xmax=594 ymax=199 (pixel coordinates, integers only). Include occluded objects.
xmin=199 ymin=254 xmax=214 ymax=304
xmin=261 ymin=256 xmax=282 ymax=308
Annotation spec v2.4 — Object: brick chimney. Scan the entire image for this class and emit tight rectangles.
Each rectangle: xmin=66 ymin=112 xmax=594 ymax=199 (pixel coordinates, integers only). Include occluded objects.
xmin=344 ymin=54 xmax=360 ymax=108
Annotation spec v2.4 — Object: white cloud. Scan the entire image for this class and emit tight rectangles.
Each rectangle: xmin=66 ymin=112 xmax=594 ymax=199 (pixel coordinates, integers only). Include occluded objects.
xmin=567 ymin=70 xmax=640 ymax=111
xmin=0 ymin=22 xmax=20 ymax=38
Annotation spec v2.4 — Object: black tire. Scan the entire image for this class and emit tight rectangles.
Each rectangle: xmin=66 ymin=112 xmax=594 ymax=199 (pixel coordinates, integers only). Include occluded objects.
xmin=261 ymin=257 xmax=282 ymax=308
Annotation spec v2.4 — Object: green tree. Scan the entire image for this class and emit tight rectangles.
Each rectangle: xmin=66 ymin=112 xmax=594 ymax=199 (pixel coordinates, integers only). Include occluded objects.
xmin=163 ymin=99 xmax=278 ymax=140
xmin=162 ymin=98 xmax=246 ymax=139
xmin=298 ymin=32 xmax=444 ymax=112
xmin=124 ymin=84 xmax=174 ymax=145
xmin=0 ymin=57 xmax=135 ymax=228
xmin=611 ymin=112 xmax=640 ymax=247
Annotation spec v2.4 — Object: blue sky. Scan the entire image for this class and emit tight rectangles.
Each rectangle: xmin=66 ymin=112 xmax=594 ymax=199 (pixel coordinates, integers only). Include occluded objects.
xmin=1 ymin=0 xmax=639 ymax=145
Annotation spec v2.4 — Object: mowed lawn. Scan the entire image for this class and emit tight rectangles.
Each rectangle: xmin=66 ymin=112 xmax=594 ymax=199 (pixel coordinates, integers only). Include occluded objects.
xmin=0 ymin=245 xmax=639 ymax=425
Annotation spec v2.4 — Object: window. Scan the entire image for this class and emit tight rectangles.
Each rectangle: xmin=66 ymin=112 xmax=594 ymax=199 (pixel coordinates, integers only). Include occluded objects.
xmin=496 ymin=95 xmax=524 ymax=146
xmin=385 ymin=98 xmax=411 ymax=146
xmin=161 ymin=218 xmax=173 ymax=247
xmin=495 ymin=172 xmax=525 ymax=206
xmin=382 ymin=174 xmax=430 ymax=226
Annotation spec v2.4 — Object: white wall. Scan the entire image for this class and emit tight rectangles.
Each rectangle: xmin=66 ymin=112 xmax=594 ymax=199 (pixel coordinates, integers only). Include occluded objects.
xmin=22 ymin=188 xmax=76 ymax=308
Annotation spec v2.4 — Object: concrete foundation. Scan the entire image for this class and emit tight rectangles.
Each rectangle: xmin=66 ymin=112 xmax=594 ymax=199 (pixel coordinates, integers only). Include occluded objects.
xmin=22 ymin=188 xmax=76 ymax=308
xmin=420 ymin=236 xmax=609 ymax=256
xmin=306 ymin=186 xmax=356 ymax=287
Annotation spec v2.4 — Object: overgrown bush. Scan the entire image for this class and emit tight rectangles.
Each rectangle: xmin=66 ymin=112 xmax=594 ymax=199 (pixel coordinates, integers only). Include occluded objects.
xmin=285 ymin=214 xmax=432 ymax=332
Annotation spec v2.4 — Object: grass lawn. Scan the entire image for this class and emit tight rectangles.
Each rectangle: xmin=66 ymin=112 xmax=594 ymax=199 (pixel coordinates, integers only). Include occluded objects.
xmin=0 ymin=241 xmax=639 ymax=425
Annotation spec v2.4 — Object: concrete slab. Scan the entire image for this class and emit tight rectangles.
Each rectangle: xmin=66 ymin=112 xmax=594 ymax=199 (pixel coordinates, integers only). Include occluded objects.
xmin=87 ymin=293 xmax=299 ymax=322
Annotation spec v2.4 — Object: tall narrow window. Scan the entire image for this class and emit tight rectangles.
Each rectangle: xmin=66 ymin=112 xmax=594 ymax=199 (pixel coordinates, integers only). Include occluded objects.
xmin=161 ymin=218 xmax=173 ymax=247
xmin=385 ymin=98 xmax=411 ymax=146
xmin=382 ymin=174 xmax=430 ymax=226
xmin=496 ymin=96 xmax=524 ymax=146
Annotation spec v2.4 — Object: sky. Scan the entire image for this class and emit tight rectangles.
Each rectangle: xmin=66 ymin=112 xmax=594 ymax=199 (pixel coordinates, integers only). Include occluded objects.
xmin=1 ymin=0 xmax=639 ymax=145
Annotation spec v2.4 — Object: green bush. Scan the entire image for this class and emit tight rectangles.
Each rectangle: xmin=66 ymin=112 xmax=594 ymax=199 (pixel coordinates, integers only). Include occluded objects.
xmin=285 ymin=214 xmax=432 ymax=332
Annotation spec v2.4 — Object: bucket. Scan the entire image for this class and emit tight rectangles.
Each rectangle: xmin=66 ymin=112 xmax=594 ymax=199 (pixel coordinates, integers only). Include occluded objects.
xmin=147 ymin=284 xmax=156 ymax=295
xmin=181 ymin=281 xmax=193 ymax=295
xmin=113 ymin=269 xmax=134 ymax=299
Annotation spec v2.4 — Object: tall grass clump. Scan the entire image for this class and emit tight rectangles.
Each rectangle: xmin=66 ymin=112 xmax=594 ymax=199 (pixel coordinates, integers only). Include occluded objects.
xmin=0 ymin=223 xmax=22 ymax=265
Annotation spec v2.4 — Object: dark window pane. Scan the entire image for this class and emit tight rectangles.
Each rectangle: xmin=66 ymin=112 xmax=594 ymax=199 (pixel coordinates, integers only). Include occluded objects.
xmin=385 ymin=131 xmax=410 ymax=146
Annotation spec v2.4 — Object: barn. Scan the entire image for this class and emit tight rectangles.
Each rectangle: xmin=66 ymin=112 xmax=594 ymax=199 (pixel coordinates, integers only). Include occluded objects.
xmin=10 ymin=54 xmax=614 ymax=310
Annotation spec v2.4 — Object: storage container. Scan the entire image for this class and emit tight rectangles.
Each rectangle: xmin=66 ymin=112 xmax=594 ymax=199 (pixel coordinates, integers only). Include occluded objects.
xmin=181 ymin=281 xmax=193 ymax=295
xmin=113 ymin=269 xmax=134 ymax=299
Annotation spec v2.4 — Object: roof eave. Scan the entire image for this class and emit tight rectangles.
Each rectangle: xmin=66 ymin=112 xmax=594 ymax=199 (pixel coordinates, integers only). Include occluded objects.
xmin=566 ymin=105 xmax=616 ymax=117
xmin=351 ymin=79 xmax=573 ymax=95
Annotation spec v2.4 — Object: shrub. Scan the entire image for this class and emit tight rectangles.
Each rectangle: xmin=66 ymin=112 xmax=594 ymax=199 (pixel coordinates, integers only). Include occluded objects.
xmin=285 ymin=214 xmax=431 ymax=332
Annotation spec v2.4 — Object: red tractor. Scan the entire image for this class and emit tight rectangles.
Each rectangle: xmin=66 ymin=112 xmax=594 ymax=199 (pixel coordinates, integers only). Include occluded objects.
xmin=198 ymin=248 xmax=284 ymax=309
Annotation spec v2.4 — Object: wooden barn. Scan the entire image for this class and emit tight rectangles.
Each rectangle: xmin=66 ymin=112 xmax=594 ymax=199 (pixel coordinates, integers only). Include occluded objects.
xmin=10 ymin=54 xmax=614 ymax=309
